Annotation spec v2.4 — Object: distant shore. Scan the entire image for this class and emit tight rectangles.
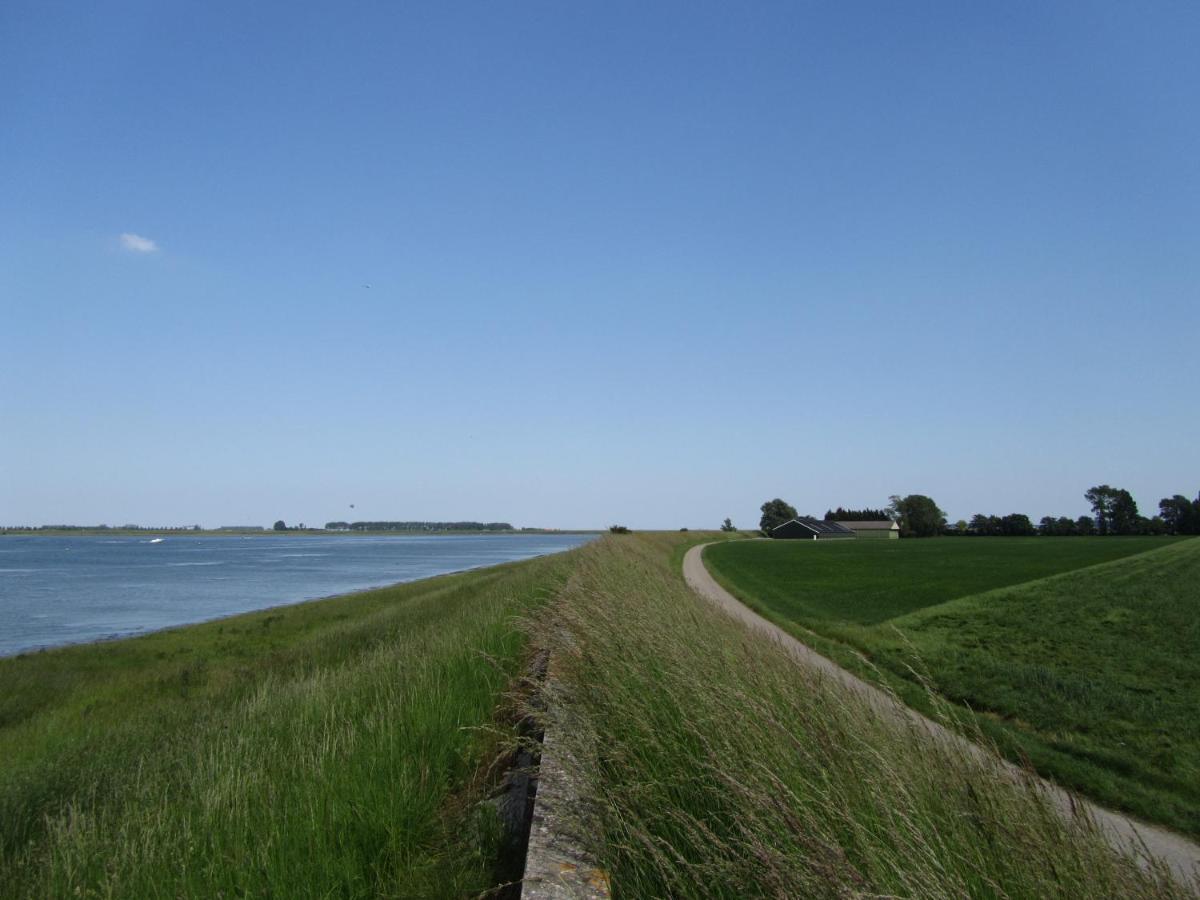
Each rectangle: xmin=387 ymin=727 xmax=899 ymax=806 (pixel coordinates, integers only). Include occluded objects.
xmin=0 ymin=531 xmax=597 ymax=658
xmin=0 ymin=528 xmax=602 ymax=537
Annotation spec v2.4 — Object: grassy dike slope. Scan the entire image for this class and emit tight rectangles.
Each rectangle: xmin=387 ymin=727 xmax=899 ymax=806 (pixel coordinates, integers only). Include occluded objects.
xmin=702 ymin=536 xmax=1174 ymax=627
xmin=540 ymin=533 xmax=1189 ymax=898
xmin=705 ymin=537 xmax=1200 ymax=839
xmin=888 ymin=539 xmax=1200 ymax=837
xmin=0 ymin=551 xmax=576 ymax=898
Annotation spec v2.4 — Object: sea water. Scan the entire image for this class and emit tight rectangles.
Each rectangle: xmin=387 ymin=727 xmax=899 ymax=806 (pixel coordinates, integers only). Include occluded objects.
xmin=0 ymin=533 xmax=593 ymax=656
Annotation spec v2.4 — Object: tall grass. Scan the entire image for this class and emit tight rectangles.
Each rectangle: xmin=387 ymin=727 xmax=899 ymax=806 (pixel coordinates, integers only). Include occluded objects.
xmin=0 ymin=554 xmax=574 ymax=898
xmin=707 ymin=537 xmax=1200 ymax=838
xmin=536 ymin=534 xmax=1193 ymax=898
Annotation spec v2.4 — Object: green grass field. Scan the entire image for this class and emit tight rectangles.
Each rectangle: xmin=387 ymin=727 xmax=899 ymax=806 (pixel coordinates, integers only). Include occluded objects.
xmin=0 ymin=551 xmax=575 ymax=898
xmin=704 ymin=536 xmax=1200 ymax=838
xmin=540 ymin=533 xmax=1185 ymax=897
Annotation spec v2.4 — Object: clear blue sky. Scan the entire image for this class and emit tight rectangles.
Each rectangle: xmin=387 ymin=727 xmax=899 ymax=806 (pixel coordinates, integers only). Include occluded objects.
xmin=2 ymin=2 xmax=1197 ymax=529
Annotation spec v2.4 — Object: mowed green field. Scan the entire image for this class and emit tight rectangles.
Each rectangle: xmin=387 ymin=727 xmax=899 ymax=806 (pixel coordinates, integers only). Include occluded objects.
xmin=704 ymin=537 xmax=1200 ymax=838
xmin=0 ymin=551 xmax=575 ymax=898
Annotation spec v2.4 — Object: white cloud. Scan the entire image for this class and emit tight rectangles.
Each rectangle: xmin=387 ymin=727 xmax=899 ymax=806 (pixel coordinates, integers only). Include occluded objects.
xmin=119 ymin=232 xmax=159 ymax=253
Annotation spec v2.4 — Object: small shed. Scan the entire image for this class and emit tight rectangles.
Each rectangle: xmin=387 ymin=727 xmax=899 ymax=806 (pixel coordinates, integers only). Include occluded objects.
xmin=833 ymin=520 xmax=899 ymax=540
xmin=771 ymin=518 xmax=856 ymax=540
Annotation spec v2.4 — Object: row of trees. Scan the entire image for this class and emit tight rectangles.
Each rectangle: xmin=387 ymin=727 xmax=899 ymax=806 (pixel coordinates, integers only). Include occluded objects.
xmin=323 ymin=521 xmax=515 ymax=532
xmin=759 ymin=485 xmax=1199 ymax=539
xmin=953 ymin=512 xmax=1137 ymax=537
xmin=953 ymin=514 xmax=1040 ymax=537
xmin=956 ymin=487 xmax=1200 ymax=537
xmin=822 ymin=507 xmax=889 ymax=521
xmin=1036 ymin=516 xmax=1097 ymax=536
xmin=1 ymin=524 xmax=203 ymax=532
xmin=1159 ymin=493 xmax=1200 ymax=534
xmin=1094 ymin=484 xmax=1200 ymax=535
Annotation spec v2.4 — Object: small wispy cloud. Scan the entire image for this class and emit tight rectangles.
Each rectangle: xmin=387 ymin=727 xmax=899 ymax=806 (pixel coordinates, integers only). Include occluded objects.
xmin=119 ymin=232 xmax=159 ymax=254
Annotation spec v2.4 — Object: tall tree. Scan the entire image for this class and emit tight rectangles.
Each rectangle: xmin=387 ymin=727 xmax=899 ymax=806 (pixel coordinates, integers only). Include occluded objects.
xmin=1000 ymin=513 xmax=1036 ymax=536
xmin=1109 ymin=489 xmax=1139 ymax=535
xmin=1084 ymin=485 xmax=1118 ymax=535
xmin=887 ymin=494 xmax=946 ymax=538
xmin=1159 ymin=494 xmax=1198 ymax=534
xmin=759 ymin=499 xmax=799 ymax=535
xmin=720 ymin=517 xmax=737 ymax=532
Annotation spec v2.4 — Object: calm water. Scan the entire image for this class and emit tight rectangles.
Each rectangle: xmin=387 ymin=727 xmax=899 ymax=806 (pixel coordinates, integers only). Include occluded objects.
xmin=0 ymin=533 xmax=593 ymax=657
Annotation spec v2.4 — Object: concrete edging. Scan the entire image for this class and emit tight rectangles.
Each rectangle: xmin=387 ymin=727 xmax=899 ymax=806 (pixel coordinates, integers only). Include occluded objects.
xmin=520 ymin=677 xmax=611 ymax=899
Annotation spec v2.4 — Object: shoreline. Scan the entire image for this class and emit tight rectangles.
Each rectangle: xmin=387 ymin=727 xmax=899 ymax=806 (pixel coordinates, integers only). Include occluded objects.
xmin=0 ymin=536 xmax=594 ymax=660
xmin=1 ymin=529 xmax=602 ymax=538
xmin=0 ymin=542 xmax=576 ymax=896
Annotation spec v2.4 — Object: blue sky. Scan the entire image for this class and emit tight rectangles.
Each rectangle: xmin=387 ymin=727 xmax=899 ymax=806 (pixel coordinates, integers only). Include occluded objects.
xmin=2 ymin=2 xmax=1197 ymax=529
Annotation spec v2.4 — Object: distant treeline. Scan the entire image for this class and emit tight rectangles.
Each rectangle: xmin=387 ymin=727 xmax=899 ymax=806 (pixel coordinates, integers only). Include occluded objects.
xmin=763 ymin=484 xmax=1200 ymax=539
xmin=823 ymin=507 xmax=889 ymax=521
xmin=951 ymin=485 xmax=1200 ymax=536
xmin=1 ymin=524 xmax=202 ymax=532
xmin=324 ymin=521 xmax=515 ymax=532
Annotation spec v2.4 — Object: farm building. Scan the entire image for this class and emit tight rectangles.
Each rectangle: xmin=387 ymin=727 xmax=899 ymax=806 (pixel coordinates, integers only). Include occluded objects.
xmin=771 ymin=518 xmax=856 ymax=540
xmin=833 ymin=520 xmax=900 ymax=539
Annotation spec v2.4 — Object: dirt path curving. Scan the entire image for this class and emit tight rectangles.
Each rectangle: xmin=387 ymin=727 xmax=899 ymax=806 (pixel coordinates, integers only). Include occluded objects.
xmin=682 ymin=542 xmax=1200 ymax=887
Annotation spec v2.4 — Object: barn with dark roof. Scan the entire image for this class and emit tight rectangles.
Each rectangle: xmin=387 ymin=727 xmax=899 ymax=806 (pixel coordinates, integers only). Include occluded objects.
xmin=771 ymin=518 xmax=856 ymax=540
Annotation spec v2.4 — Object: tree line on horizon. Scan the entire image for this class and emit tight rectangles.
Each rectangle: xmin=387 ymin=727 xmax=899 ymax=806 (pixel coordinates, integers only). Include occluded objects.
xmin=322 ymin=521 xmax=515 ymax=532
xmin=823 ymin=507 xmax=890 ymax=521
xmin=758 ymin=485 xmax=1200 ymax=538
xmin=956 ymin=486 xmax=1200 ymax=537
xmin=0 ymin=524 xmax=203 ymax=532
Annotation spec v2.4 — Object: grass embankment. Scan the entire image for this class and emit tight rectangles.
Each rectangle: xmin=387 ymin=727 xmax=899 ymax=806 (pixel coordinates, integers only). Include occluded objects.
xmin=704 ymin=537 xmax=1200 ymax=838
xmin=0 ymin=551 xmax=576 ymax=898
xmin=538 ymin=533 xmax=1189 ymax=897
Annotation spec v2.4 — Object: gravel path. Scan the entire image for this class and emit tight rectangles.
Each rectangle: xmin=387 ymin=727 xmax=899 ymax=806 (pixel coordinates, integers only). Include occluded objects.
xmin=683 ymin=542 xmax=1200 ymax=887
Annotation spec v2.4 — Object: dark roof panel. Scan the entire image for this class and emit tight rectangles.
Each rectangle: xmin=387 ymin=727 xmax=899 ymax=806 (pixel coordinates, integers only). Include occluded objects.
xmin=797 ymin=517 xmax=854 ymax=534
xmin=771 ymin=517 xmax=855 ymax=535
